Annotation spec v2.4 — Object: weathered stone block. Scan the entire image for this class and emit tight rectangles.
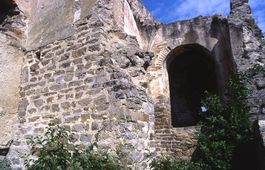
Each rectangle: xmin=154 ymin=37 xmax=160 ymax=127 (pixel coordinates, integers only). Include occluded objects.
xmin=81 ymin=114 xmax=90 ymax=123
xmin=33 ymin=99 xmax=44 ymax=107
xmin=88 ymin=44 xmax=100 ymax=52
xmin=84 ymin=77 xmax=94 ymax=84
xmin=34 ymin=128 xmax=45 ymax=133
xmin=94 ymin=95 xmax=107 ymax=105
xmin=56 ymin=49 xmax=65 ymax=56
xmin=18 ymin=98 xmax=29 ymax=117
xmin=61 ymin=102 xmax=71 ymax=110
xmin=51 ymin=104 xmax=60 ymax=112
xmin=53 ymin=70 xmax=65 ymax=76
xmin=255 ymin=79 xmax=265 ymax=90
xmin=75 ymin=92 xmax=83 ymax=99
xmin=50 ymin=118 xmax=62 ymax=125
xmin=59 ymin=53 xmax=70 ymax=61
xmin=72 ymin=47 xmax=87 ymax=58
xmin=73 ymin=58 xmax=83 ymax=64
xmin=47 ymin=97 xmax=54 ymax=104
xmin=21 ymin=67 xmax=29 ymax=84
xmin=49 ymin=84 xmax=67 ymax=91
xmin=28 ymin=108 xmax=37 ymax=114
xmin=91 ymin=122 xmax=99 ymax=130
xmin=64 ymin=116 xmax=80 ymax=123
xmin=69 ymin=80 xmax=83 ymax=87
xmin=78 ymin=98 xmax=92 ymax=106
xmin=80 ymin=134 xmax=92 ymax=142
xmin=60 ymin=62 xmax=71 ymax=68
xmin=28 ymin=116 xmax=40 ymax=122
xmin=72 ymin=124 xmax=89 ymax=132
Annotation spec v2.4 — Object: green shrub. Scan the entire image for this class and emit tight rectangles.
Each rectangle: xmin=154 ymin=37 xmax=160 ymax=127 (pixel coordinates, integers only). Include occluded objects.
xmin=0 ymin=159 xmax=11 ymax=170
xmin=25 ymin=125 xmax=122 ymax=170
xmin=194 ymin=64 xmax=264 ymax=170
xmin=72 ymin=151 xmax=121 ymax=170
xmin=150 ymin=158 xmax=206 ymax=170
xmin=152 ymin=65 xmax=265 ymax=170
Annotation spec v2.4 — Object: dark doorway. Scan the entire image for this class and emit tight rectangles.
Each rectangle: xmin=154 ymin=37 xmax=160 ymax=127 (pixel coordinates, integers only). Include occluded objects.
xmin=0 ymin=0 xmax=19 ymax=24
xmin=166 ymin=44 xmax=218 ymax=127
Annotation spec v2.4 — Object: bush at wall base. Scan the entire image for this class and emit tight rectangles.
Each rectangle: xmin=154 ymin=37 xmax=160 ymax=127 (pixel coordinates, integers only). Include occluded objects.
xmin=152 ymin=65 xmax=265 ymax=170
xmin=25 ymin=125 xmax=122 ymax=170
xmin=150 ymin=158 xmax=207 ymax=170
xmin=0 ymin=159 xmax=11 ymax=170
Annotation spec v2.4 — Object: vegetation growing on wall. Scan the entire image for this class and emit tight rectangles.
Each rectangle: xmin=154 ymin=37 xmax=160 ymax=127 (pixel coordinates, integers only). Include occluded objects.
xmin=24 ymin=65 xmax=264 ymax=170
xmin=150 ymin=159 xmax=206 ymax=170
xmin=152 ymin=65 xmax=265 ymax=170
xmin=0 ymin=159 xmax=11 ymax=170
xmin=25 ymin=125 xmax=122 ymax=170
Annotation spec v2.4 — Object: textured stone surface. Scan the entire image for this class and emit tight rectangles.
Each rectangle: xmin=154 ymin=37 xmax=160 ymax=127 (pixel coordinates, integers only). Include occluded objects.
xmin=0 ymin=32 xmax=24 ymax=146
xmin=0 ymin=0 xmax=264 ymax=169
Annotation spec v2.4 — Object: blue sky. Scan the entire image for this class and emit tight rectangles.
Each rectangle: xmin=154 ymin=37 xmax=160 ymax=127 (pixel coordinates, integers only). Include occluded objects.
xmin=142 ymin=0 xmax=265 ymax=33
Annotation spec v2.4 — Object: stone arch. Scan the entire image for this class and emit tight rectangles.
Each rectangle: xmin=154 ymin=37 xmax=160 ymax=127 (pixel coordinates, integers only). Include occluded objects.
xmin=153 ymin=43 xmax=171 ymax=68
xmin=165 ymin=44 xmax=218 ymax=127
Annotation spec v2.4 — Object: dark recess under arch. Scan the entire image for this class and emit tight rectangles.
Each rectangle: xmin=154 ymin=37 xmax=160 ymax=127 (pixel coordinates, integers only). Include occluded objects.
xmin=166 ymin=44 xmax=218 ymax=127
xmin=0 ymin=0 xmax=19 ymax=24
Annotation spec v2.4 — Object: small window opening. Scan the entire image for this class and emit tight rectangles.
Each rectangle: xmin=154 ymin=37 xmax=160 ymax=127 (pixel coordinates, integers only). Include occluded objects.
xmin=201 ymin=106 xmax=207 ymax=112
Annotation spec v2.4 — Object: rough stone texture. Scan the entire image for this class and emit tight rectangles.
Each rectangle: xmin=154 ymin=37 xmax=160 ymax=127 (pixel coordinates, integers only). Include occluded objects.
xmin=0 ymin=0 xmax=264 ymax=169
xmin=229 ymin=1 xmax=265 ymax=150
xmin=5 ymin=0 xmax=155 ymax=169
xmin=0 ymin=1 xmax=28 ymax=145
xmin=9 ymin=0 xmax=97 ymax=50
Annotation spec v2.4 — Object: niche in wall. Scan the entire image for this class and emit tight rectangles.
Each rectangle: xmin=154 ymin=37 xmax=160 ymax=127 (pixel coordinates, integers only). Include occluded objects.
xmin=166 ymin=44 xmax=218 ymax=127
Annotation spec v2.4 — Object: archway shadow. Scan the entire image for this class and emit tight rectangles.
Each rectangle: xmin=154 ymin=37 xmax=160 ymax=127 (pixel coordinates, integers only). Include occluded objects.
xmin=166 ymin=44 xmax=218 ymax=127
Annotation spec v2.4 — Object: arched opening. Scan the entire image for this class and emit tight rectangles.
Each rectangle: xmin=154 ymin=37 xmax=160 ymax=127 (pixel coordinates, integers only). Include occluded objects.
xmin=166 ymin=44 xmax=218 ymax=127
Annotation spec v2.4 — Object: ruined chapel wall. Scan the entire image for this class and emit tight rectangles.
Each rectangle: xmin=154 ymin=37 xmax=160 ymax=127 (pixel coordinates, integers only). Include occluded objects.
xmin=12 ymin=0 xmax=97 ymax=51
xmin=8 ymin=0 xmax=155 ymax=169
xmin=229 ymin=0 xmax=265 ymax=124
xmin=2 ymin=0 xmax=265 ymax=168
xmin=229 ymin=0 xmax=265 ymax=166
xmin=0 ymin=32 xmax=24 ymax=147
xmin=147 ymin=14 xmax=237 ymax=159
xmin=0 ymin=0 xmax=27 ymax=148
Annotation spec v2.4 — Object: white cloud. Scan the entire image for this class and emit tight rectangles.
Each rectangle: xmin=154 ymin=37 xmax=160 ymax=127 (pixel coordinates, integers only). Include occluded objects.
xmin=158 ymin=0 xmax=230 ymax=22
xmin=149 ymin=0 xmax=265 ymax=33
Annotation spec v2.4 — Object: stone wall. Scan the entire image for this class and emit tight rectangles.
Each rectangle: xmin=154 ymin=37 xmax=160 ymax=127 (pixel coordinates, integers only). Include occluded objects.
xmin=0 ymin=0 xmax=264 ymax=169
xmin=230 ymin=0 xmax=265 ymax=167
xmin=146 ymin=15 xmax=236 ymax=159
xmin=7 ymin=0 xmax=155 ymax=169
xmin=0 ymin=0 xmax=26 ymax=150
xmin=229 ymin=0 xmax=265 ymax=143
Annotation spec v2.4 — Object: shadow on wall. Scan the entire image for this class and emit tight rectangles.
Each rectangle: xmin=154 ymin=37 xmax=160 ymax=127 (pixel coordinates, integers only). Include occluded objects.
xmin=161 ymin=16 xmax=236 ymax=128
xmin=166 ymin=44 xmax=218 ymax=127
xmin=0 ymin=0 xmax=19 ymax=24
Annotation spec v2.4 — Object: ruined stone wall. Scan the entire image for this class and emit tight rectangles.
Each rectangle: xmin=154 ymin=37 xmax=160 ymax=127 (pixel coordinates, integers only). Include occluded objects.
xmin=0 ymin=0 xmax=264 ymax=169
xmin=229 ymin=0 xmax=265 ymax=149
xmin=145 ymin=15 xmax=236 ymax=159
xmin=0 ymin=0 xmax=26 ymax=150
xmin=0 ymin=32 xmax=24 ymax=149
xmin=229 ymin=0 xmax=265 ymax=166
xmin=7 ymin=0 xmax=155 ymax=169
